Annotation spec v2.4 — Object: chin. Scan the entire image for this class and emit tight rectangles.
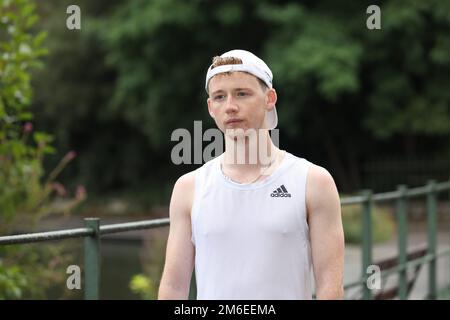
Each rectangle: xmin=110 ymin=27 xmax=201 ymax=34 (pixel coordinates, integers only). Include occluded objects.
xmin=225 ymin=127 xmax=252 ymax=140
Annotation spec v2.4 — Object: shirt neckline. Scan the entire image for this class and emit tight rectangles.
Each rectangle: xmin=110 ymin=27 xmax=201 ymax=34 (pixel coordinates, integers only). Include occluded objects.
xmin=216 ymin=151 xmax=294 ymax=190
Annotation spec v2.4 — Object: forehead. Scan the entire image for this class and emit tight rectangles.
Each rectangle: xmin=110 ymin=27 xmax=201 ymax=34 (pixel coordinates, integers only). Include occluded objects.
xmin=208 ymin=71 xmax=261 ymax=93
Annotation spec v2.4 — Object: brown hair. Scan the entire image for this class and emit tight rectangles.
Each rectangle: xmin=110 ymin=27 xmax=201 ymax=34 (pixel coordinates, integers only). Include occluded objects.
xmin=211 ymin=56 xmax=243 ymax=68
xmin=209 ymin=56 xmax=268 ymax=91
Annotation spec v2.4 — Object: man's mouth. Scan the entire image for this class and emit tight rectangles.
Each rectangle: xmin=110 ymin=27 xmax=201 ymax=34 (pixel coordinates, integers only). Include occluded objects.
xmin=225 ymin=118 xmax=243 ymax=125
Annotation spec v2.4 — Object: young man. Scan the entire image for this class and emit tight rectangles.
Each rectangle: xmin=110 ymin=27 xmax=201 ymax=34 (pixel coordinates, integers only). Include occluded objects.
xmin=158 ymin=49 xmax=344 ymax=300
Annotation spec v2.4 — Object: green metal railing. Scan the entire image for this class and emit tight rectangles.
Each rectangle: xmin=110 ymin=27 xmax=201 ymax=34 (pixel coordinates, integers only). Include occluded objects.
xmin=342 ymin=179 xmax=450 ymax=300
xmin=1 ymin=179 xmax=450 ymax=299
xmin=0 ymin=218 xmax=170 ymax=299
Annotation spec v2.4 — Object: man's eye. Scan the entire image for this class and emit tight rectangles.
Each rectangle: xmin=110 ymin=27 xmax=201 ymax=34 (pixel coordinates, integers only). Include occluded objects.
xmin=237 ymin=91 xmax=248 ymax=97
xmin=214 ymin=95 xmax=225 ymax=101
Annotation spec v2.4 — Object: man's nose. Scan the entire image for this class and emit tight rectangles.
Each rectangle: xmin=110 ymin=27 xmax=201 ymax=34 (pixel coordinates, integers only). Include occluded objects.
xmin=225 ymin=95 xmax=239 ymax=114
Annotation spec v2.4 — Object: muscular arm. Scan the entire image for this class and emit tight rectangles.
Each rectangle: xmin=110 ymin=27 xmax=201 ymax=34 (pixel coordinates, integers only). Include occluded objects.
xmin=306 ymin=165 xmax=345 ymax=299
xmin=158 ymin=172 xmax=196 ymax=299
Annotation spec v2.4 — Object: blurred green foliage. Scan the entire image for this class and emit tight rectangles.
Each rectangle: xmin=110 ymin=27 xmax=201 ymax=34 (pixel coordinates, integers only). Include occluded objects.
xmin=128 ymin=229 xmax=167 ymax=300
xmin=0 ymin=0 xmax=50 ymax=222
xmin=0 ymin=261 xmax=27 ymax=299
xmin=0 ymin=0 xmax=84 ymax=299
xmin=129 ymin=273 xmax=156 ymax=300
xmin=342 ymin=204 xmax=395 ymax=244
xmin=0 ymin=0 xmax=86 ymax=230
xmin=30 ymin=0 xmax=450 ymax=198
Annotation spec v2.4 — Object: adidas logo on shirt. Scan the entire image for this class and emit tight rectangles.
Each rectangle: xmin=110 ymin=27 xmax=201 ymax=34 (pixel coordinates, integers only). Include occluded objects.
xmin=270 ymin=185 xmax=292 ymax=198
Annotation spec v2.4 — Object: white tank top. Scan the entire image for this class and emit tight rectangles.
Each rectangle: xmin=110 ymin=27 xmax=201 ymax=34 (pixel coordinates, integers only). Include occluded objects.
xmin=191 ymin=151 xmax=313 ymax=300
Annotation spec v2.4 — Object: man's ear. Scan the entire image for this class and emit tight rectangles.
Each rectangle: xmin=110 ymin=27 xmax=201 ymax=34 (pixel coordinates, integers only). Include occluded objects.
xmin=266 ymin=88 xmax=277 ymax=111
xmin=207 ymin=98 xmax=215 ymax=118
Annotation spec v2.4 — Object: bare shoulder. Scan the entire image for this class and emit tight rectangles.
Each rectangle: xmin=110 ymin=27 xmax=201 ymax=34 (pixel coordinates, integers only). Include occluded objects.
xmin=170 ymin=170 xmax=197 ymax=218
xmin=173 ymin=170 xmax=196 ymax=191
xmin=306 ymin=164 xmax=336 ymax=190
xmin=306 ymin=164 xmax=340 ymax=216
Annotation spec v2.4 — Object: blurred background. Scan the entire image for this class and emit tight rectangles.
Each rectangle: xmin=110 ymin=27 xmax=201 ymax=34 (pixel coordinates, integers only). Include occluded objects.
xmin=1 ymin=0 xmax=449 ymax=299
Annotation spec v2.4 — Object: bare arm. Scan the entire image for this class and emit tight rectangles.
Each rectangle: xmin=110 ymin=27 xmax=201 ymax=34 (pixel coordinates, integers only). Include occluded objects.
xmin=306 ymin=165 xmax=345 ymax=299
xmin=158 ymin=172 xmax=196 ymax=299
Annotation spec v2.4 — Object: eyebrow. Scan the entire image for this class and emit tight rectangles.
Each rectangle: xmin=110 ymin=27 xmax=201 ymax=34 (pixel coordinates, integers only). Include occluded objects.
xmin=210 ymin=87 xmax=253 ymax=96
xmin=210 ymin=89 xmax=225 ymax=96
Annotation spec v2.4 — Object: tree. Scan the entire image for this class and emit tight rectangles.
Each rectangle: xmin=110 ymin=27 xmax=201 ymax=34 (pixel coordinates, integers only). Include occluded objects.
xmin=0 ymin=0 xmax=85 ymax=298
xmin=259 ymin=0 xmax=450 ymax=190
xmin=31 ymin=0 xmax=450 ymax=195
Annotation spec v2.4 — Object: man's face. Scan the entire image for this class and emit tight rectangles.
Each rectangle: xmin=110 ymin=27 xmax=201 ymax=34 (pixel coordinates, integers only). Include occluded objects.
xmin=207 ymin=72 xmax=276 ymax=134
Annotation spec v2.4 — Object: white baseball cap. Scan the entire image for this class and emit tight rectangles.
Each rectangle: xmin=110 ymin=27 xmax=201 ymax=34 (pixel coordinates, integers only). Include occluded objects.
xmin=205 ymin=49 xmax=278 ymax=130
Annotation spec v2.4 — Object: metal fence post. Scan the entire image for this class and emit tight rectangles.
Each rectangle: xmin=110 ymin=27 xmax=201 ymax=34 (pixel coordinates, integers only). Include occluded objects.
xmin=396 ymin=185 xmax=408 ymax=299
xmin=361 ymin=190 xmax=373 ymax=300
xmin=426 ymin=180 xmax=437 ymax=300
xmin=84 ymin=218 xmax=101 ymax=300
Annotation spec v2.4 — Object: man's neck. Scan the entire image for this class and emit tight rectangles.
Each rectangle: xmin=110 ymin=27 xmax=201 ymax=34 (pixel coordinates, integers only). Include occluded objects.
xmin=222 ymin=130 xmax=279 ymax=171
